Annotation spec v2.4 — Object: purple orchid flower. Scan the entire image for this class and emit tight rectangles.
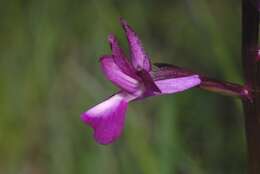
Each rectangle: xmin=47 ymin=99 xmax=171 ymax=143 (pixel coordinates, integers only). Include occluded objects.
xmin=81 ymin=18 xmax=201 ymax=145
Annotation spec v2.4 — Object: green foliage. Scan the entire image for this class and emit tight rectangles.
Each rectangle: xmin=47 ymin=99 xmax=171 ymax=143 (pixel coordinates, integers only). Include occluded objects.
xmin=0 ymin=0 xmax=246 ymax=173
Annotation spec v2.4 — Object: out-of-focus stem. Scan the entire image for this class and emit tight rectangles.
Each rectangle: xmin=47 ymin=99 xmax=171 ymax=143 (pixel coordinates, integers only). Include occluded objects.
xmin=242 ymin=0 xmax=260 ymax=173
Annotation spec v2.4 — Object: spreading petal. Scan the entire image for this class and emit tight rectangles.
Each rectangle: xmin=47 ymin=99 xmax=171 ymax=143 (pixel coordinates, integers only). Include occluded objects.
xmin=108 ymin=34 xmax=137 ymax=78
xmin=152 ymin=63 xmax=195 ymax=80
xmin=100 ymin=56 xmax=139 ymax=93
xmin=120 ymin=18 xmax=151 ymax=71
xmin=81 ymin=93 xmax=136 ymax=144
xmin=154 ymin=75 xmax=201 ymax=94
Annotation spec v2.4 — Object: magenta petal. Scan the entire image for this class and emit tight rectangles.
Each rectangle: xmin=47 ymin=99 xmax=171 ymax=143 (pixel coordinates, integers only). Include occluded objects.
xmin=154 ymin=75 xmax=201 ymax=94
xmin=152 ymin=63 xmax=194 ymax=80
xmin=81 ymin=93 xmax=133 ymax=144
xmin=108 ymin=34 xmax=137 ymax=78
xmin=100 ymin=56 xmax=139 ymax=93
xmin=120 ymin=18 xmax=151 ymax=71
xmin=137 ymin=70 xmax=161 ymax=95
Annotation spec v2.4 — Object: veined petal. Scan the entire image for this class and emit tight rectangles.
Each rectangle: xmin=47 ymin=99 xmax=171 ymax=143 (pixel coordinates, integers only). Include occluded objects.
xmin=108 ymin=34 xmax=137 ymax=77
xmin=152 ymin=63 xmax=194 ymax=80
xmin=137 ymin=70 xmax=161 ymax=95
xmin=81 ymin=92 xmax=136 ymax=144
xmin=100 ymin=56 xmax=139 ymax=93
xmin=120 ymin=18 xmax=151 ymax=71
xmin=154 ymin=75 xmax=201 ymax=94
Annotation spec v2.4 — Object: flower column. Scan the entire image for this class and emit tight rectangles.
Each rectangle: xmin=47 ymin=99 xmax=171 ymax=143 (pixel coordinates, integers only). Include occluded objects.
xmin=242 ymin=0 xmax=260 ymax=173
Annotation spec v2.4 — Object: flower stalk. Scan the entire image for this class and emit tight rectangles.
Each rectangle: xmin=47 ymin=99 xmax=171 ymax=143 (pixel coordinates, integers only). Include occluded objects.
xmin=242 ymin=0 xmax=260 ymax=173
xmin=153 ymin=63 xmax=251 ymax=100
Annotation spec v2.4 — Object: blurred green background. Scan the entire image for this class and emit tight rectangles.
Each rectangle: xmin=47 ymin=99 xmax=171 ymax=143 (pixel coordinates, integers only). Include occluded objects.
xmin=0 ymin=0 xmax=246 ymax=173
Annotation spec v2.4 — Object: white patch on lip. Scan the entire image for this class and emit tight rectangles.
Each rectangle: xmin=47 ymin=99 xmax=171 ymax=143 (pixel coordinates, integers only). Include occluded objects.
xmin=87 ymin=94 xmax=124 ymax=118
xmin=85 ymin=92 xmax=139 ymax=118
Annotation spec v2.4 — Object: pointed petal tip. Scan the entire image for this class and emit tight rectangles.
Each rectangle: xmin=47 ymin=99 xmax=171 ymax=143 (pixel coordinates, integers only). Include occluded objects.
xmin=99 ymin=55 xmax=110 ymax=61
xmin=119 ymin=17 xmax=127 ymax=26
xmin=108 ymin=33 xmax=116 ymax=44
xmin=119 ymin=17 xmax=133 ymax=33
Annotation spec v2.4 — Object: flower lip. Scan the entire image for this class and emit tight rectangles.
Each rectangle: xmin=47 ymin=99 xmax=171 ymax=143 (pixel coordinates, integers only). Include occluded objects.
xmin=81 ymin=92 xmax=138 ymax=145
xmin=81 ymin=93 xmax=128 ymax=144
